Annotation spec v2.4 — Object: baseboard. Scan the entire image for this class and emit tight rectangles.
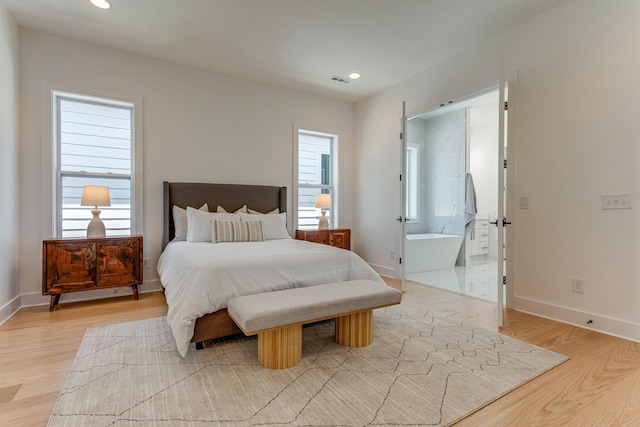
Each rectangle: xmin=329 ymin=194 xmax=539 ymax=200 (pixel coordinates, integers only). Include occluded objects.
xmin=20 ymin=279 xmax=163 ymax=308
xmin=0 ymin=294 xmax=22 ymax=327
xmin=514 ymin=295 xmax=640 ymax=343
xmin=369 ymin=263 xmax=397 ymax=279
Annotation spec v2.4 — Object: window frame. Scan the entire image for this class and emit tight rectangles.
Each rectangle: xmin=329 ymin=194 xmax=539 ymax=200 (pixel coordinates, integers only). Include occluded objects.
xmin=43 ymin=83 xmax=144 ymax=239
xmin=293 ymin=128 xmax=339 ymax=230
xmin=54 ymin=94 xmax=134 ymax=237
xmin=406 ymin=141 xmax=420 ymax=223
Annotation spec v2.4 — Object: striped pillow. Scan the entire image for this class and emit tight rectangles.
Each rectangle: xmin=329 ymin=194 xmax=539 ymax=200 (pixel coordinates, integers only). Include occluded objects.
xmin=212 ymin=219 xmax=263 ymax=243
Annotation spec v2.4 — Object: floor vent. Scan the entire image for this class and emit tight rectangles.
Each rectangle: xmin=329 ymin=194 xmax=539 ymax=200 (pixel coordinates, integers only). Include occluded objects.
xmin=330 ymin=75 xmax=351 ymax=84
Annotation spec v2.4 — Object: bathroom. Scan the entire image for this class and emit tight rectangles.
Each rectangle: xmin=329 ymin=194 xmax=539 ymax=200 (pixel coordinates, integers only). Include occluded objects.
xmin=404 ymin=89 xmax=501 ymax=300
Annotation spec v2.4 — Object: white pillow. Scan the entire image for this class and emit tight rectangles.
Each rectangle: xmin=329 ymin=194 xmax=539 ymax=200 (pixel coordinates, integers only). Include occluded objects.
xmin=172 ymin=203 xmax=209 ymax=241
xmin=212 ymin=219 xmax=264 ymax=243
xmin=247 ymin=207 xmax=280 ymax=214
xmin=216 ymin=205 xmax=248 ymax=213
xmin=239 ymin=212 xmax=290 ymax=240
xmin=187 ymin=208 xmax=240 ymax=242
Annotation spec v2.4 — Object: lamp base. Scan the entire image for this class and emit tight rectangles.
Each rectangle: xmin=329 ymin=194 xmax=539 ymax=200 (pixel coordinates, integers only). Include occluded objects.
xmin=87 ymin=209 xmax=106 ymax=238
xmin=318 ymin=210 xmax=329 ymax=230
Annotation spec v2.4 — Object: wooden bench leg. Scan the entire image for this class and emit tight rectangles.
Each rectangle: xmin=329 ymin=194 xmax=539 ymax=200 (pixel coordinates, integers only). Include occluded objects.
xmin=257 ymin=324 xmax=302 ymax=369
xmin=335 ymin=309 xmax=373 ymax=347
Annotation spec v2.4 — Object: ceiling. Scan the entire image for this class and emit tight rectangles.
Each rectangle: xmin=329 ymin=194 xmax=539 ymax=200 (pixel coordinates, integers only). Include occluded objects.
xmin=3 ymin=0 xmax=568 ymax=102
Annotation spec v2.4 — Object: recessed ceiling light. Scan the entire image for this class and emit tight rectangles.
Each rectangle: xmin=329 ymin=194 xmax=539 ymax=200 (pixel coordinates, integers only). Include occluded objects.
xmin=90 ymin=0 xmax=111 ymax=9
xmin=349 ymin=72 xmax=361 ymax=79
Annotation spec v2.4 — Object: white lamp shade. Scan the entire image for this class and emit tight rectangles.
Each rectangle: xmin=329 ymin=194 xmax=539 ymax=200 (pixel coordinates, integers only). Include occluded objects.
xmin=81 ymin=186 xmax=111 ymax=207
xmin=315 ymin=193 xmax=332 ymax=209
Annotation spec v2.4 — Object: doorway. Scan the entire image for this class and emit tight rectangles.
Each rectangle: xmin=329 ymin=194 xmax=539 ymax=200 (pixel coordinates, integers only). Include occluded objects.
xmin=402 ymin=88 xmax=506 ymax=304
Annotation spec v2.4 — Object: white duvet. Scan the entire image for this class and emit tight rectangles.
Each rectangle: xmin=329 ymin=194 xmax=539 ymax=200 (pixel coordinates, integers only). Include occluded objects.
xmin=157 ymin=239 xmax=384 ymax=356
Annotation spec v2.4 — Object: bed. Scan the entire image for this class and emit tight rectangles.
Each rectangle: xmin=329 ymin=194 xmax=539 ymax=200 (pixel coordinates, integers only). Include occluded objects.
xmin=159 ymin=182 xmax=384 ymax=356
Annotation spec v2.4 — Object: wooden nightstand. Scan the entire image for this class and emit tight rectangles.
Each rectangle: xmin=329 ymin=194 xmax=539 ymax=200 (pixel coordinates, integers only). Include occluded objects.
xmin=295 ymin=229 xmax=351 ymax=250
xmin=42 ymin=235 xmax=143 ymax=311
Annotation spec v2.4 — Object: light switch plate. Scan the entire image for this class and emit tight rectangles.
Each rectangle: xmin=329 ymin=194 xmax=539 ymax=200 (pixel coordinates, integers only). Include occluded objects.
xmin=519 ymin=196 xmax=529 ymax=209
xmin=601 ymin=193 xmax=632 ymax=210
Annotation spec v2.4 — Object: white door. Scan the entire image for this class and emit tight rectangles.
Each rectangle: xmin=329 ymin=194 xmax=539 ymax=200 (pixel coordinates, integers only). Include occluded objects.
xmin=399 ymin=101 xmax=408 ymax=292
xmin=495 ymin=61 xmax=508 ymax=327
xmin=400 ymin=82 xmax=509 ymax=330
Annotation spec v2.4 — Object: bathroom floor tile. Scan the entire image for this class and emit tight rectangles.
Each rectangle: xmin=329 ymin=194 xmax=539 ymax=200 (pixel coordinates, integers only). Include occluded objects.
xmin=406 ymin=260 xmax=502 ymax=303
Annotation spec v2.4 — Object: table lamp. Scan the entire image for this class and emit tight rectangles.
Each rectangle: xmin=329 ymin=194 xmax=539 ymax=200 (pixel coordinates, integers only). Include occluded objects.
xmin=81 ymin=185 xmax=111 ymax=238
xmin=315 ymin=194 xmax=332 ymax=230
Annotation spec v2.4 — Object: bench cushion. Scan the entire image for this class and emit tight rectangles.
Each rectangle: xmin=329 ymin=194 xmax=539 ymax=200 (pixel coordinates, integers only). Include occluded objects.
xmin=228 ymin=279 xmax=402 ymax=334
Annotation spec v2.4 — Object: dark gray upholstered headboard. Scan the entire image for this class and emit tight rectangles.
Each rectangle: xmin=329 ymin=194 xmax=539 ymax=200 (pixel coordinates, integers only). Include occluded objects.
xmin=162 ymin=182 xmax=287 ymax=250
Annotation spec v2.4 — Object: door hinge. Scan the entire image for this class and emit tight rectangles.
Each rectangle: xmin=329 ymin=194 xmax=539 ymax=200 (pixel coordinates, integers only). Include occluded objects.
xmin=503 ymin=276 xmax=507 ymax=285
xmin=504 ymin=101 xmax=508 ymax=111
xmin=400 ymin=132 xmax=403 ymax=140
xmin=504 ymin=159 xmax=507 ymax=168
xmin=399 ymin=257 xmax=402 ymax=265
xmin=399 ymin=174 xmax=402 ymax=181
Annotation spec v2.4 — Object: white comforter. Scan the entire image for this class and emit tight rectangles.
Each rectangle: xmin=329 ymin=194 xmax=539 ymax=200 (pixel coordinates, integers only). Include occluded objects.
xmin=157 ymin=239 xmax=384 ymax=356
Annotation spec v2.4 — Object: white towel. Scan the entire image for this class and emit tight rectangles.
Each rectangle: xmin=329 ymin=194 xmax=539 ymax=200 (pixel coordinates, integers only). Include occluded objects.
xmin=465 ymin=173 xmax=477 ymax=232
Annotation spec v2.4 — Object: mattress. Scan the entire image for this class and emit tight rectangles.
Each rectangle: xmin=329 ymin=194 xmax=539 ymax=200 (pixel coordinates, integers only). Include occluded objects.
xmin=157 ymin=239 xmax=384 ymax=356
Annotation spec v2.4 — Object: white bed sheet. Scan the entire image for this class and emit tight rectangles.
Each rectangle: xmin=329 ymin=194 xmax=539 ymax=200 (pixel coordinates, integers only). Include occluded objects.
xmin=157 ymin=239 xmax=384 ymax=356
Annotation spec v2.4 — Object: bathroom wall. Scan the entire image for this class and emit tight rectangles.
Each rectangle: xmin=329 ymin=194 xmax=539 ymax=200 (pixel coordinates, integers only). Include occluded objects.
xmin=406 ymin=118 xmax=426 ymax=235
xmin=468 ymin=100 xmax=499 ymax=261
xmin=407 ymin=101 xmax=495 ymax=265
xmin=407 ymin=110 xmax=466 ymax=236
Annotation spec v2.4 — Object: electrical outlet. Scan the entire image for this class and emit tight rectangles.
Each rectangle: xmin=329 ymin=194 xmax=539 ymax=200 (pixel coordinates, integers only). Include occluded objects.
xmin=601 ymin=193 xmax=632 ymax=210
xmin=143 ymin=258 xmax=150 ymax=269
xmin=571 ymin=277 xmax=584 ymax=294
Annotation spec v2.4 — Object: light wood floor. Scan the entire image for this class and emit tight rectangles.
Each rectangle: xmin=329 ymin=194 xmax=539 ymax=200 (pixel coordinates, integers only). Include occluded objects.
xmin=1 ymin=280 xmax=638 ymax=426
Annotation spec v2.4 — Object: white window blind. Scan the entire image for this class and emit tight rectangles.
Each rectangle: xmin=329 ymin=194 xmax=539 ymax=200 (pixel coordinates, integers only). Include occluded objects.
xmin=56 ymin=95 xmax=134 ymax=237
xmin=297 ymin=130 xmax=337 ymax=230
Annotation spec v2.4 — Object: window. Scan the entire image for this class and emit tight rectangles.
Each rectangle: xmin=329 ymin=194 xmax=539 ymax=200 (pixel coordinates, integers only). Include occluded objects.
xmin=406 ymin=142 xmax=420 ymax=221
xmin=296 ymin=130 xmax=338 ymax=230
xmin=54 ymin=93 xmax=135 ymax=237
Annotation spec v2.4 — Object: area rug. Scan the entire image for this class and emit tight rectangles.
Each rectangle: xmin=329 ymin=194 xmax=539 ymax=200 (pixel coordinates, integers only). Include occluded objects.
xmin=47 ymin=303 xmax=567 ymax=426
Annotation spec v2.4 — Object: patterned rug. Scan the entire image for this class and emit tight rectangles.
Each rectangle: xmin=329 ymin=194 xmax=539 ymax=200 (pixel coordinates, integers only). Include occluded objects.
xmin=47 ymin=303 xmax=567 ymax=426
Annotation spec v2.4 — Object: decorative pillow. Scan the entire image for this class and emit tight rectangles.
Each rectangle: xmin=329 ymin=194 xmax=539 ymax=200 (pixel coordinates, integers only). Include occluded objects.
xmin=216 ymin=205 xmax=248 ymax=214
xmin=212 ymin=219 xmax=264 ymax=243
xmin=172 ymin=203 xmax=209 ymax=241
xmin=247 ymin=207 xmax=280 ymax=214
xmin=186 ymin=208 xmax=240 ymax=242
xmin=239 ymin=212 xmax=290 ymax=240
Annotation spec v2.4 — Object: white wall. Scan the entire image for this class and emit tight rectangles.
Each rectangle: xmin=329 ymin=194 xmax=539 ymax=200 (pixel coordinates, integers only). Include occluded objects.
xmin=469 ymin=102 xmax=499 ymax=261
xmin=18 ymin=29 xmax=356 ymax=307
xmin=0 ymin=4 xmax=20 ymax=323
xmin=355 ymin=0 xmax=640 ymax=341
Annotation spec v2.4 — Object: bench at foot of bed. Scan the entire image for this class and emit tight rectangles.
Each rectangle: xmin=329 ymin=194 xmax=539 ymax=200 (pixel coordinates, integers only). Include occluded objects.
xmin=227 ymin=279 xmax=402 ymax=369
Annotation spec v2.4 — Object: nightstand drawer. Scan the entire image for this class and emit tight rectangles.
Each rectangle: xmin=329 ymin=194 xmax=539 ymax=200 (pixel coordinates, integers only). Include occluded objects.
xmin=295 ymin=229 xmax=351 ymax=250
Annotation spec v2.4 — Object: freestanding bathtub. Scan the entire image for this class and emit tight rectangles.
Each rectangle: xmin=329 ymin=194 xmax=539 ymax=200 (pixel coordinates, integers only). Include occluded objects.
xmin=404 ymin=233 xmax=464 ymax=273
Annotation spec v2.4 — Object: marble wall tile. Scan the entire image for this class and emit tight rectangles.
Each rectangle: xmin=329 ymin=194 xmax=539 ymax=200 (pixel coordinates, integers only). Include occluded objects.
xmin=406 ymin=110 xmax=466 ymax=236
